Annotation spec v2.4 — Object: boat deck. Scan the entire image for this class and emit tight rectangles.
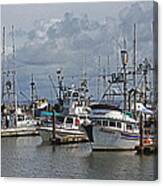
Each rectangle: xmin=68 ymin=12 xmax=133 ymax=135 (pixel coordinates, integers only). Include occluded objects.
xmin=1 ymin=127 xmax=39 ymax=137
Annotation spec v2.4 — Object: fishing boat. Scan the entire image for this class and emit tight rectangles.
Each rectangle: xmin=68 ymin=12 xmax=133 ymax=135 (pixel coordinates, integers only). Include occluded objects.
xmin=38 ymin=114 xmax=89 ymax=142
xmin=16 ymin=108 xmax=37 ymax=127
xmin=84 ymin=110 xmax=140 ymax=150
xmin=37 ymin=83 xmax=91 ymax=142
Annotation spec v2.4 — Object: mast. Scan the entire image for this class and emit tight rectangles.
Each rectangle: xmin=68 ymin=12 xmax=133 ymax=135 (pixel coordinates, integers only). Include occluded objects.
xmin=56 ymin=68 xmax=64 ymax=105
xmin=107 ymin=56 xmax=110 ymax=101
xmin=12 ymin=25 xmax=18 ymax=127
xmin=143 ymin=58 xmax=149 ymax=127
xmin=107 ymin=56 xmax=110 ymax=77
xmin=121 ymin=38 xmax=128 ymax=112
xmin=143 ymin=58 xmax=148 ymax=108
xmin=1 ymin=26 xmax=6 ymax=103
xmin=30 ymin=74 xmax=36 ymax=117
xmin=1 ymin=25 xmax=17 ymax=127
xmin=133 ymin=24 xmax=137 ymax=87
xmin=12 ymin=25 xmax=17 ymax=110
xmin=102 ymin=61 xmax=107 ymax=98
xmin=123 ymin=59 xmax=127 ymax=112
xmin=116 ymin=42 xmax=120 ymax=74
xmin=97 ymin=56 xmax=101 ymax=101
xmin=152 ymin=3 xmax=158 ymax=148
xmin=133 ymin=24 xmax=137 ymax=119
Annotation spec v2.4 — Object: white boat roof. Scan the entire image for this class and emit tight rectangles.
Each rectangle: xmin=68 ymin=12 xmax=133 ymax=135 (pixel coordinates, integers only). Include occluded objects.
xmin=105 ymin=110 xmax=138 ymax=123
xmin=93 ymin=110 xmax=138 ymax=123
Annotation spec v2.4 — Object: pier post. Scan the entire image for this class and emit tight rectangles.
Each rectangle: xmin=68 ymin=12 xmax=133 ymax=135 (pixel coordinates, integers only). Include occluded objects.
xmin=133 ymin=90 xmax=137 ymax=119
xmin=123 ymin=63 xmax=127 ymax=112
xmin=52 ymin=110 xmax=56 ymax=141
xmin=139 ymin=113 xmax=144 ymax=155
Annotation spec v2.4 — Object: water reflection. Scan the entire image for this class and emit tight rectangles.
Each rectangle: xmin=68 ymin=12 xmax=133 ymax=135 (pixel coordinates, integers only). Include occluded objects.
xmin=1 ymin=136 xmax=157 ymax=180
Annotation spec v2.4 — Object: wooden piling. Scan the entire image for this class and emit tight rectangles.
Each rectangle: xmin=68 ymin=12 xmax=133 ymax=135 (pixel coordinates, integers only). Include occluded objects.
xmin=139 ymin=113 xmax=144 ymax=155
xmin=52 ymin=110 xmax=56 ymax=142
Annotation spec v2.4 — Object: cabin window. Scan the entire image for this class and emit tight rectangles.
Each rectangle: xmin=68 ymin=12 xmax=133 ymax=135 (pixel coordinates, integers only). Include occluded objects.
xmin=103 ymin=120 xmax=108 ymax=127
xmin=64 ymin=93 xmax=68 ymax=98
xmin=117 ymin=122 xmax=121 ymax=128
xmin=131 ymin=123 xmax=138 ymax=130
xmin=17 ymin=115 xmax=24 ymax=121
xmin=26 ymin=117 xmax=31 ymax=120
xmin=68 ymin=91 xmax=71 ymax=97
xmin=66 ymin=117 xmax=73 ymax=124
xmin=126 ymin=124 xmax=132 ymax=130
xmin=109 ymin=121 xmax=115 ymax=127
xmin=97 ymin=120 xmax=102 ymax=126
xmin=72 ymin=92 xmax=79 ymax=97
xmin=57 ymin=116 xmax=64 ymax=123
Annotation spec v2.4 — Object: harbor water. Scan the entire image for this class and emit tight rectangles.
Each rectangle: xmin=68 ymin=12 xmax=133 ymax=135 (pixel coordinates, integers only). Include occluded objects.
xmin=1 ymin=136 xmax=157 ymax=180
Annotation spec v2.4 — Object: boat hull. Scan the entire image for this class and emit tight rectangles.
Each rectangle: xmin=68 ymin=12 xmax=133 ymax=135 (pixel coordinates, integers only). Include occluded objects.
xmin=38 ymin=128 xmax=53 ymax=142
xmin=38 ymin=127 xmax=87 ymax=143
xmin=92 ymin=126 xmax=139 ymax=150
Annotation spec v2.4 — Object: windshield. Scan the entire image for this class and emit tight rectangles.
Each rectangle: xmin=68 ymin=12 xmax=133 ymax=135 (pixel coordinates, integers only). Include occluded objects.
xmin=66 ymin=117 xmax=73 ymax=124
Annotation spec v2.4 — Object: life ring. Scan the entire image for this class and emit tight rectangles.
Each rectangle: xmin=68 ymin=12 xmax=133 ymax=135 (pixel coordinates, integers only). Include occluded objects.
xmin=144 ymin=137 xmax=152 ymax=144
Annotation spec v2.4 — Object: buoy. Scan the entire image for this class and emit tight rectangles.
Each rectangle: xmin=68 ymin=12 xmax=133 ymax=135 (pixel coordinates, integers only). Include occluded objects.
xmin=144 ymin=138 xmax=152 ymax=144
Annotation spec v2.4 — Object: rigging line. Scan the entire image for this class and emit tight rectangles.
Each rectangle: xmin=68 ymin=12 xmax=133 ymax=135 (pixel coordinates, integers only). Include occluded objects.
xmin=136 ymin=75 xmax=144 ymax=90
xmin=116 ymin=82 xmax=123 ymax=94
xmin=100 ymin=65 xmax=124 ymax=101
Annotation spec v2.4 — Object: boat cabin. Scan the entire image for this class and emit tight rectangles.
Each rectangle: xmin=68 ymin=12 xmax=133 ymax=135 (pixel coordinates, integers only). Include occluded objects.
xmin=17 ymin=114 xmax=37 ymax=127
xmin=93 ymin=110 xmax=139 ymax=134
xmin=95 ymin=119 xmax=138 ymax=133
xmin=63 ymin=115 xmax=81 ymax=130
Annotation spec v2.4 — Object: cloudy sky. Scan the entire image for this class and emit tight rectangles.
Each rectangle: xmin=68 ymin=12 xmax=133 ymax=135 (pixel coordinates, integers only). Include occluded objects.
xmin=1 ymin=1 xmax=154 ymax=101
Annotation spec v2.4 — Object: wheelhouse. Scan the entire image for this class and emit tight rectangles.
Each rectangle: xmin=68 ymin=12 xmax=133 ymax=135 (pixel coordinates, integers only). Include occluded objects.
xmin=63 ymin=115 xmax=81 ymax=130
xmin=94 ymin=118 xmax=139 ymax=133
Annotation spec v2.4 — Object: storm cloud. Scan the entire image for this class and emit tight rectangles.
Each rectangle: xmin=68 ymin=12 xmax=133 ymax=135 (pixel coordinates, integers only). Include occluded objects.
xmin=3 ymin=2 xmax=154 ymax=99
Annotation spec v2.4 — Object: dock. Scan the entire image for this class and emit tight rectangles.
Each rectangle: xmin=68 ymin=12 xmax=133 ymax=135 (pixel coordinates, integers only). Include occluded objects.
xmin=92 ymin=147 xmax=136 ymax=151
xmin=37 ymin=126 xmax=89 ymax=145
xmin=52 ymin=134 xmax=89 ymax=145
xmin=1 ymin=126 xmax=88 ymax=144
xmin=1 ymin=127 xmax=39 ymax=137
xmin=135 ymin=144 xmax=157 ymax=155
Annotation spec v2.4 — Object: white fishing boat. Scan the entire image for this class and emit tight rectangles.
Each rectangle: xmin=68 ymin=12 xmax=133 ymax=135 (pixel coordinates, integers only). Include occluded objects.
xmin=16 ymin=108 xmax=37 ymax=128
xmin=38 ymin=79 xmax=91 ymax=142
xmin=38 ymin=114 xmax=88 ymax=142
xmin=85 ymin=110 xmax=140 ymax=150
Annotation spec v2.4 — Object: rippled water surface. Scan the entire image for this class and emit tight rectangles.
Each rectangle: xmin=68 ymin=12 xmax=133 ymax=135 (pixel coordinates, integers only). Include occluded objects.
xmin=1 ymin=136 xmax=157 ymax=180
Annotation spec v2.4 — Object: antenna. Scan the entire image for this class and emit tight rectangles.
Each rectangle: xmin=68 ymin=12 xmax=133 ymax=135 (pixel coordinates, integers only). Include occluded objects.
xmin=81 ymin=55 xmax=87 ymax=82
xmin=84 ymin=55 xmax=87 ymax=79
xmin=107 ymin=56 xmax=110 ymax=76
xmin=12 ymin=25 xmax=16 ymax=59
xmin=133 ymin=23 xmax=137 ymax=87
xmin=30 ymin=74 xmax=37 ymax=117
xmin=11 ymin=25 xmax=17 ymax=110
xmin=123 ymin=37 xmax=127 ymax=50
xmin=1 ymin=27 xmax=6 ymax=102
xmin=103 ymin=66 xmax=106 ymax=98
xmin=31 ymin=74 xmax=35 ymax=103
xmin=2 ymin=26 xmax=5 ymax=56
xmin=107 ymin=56 xmax=110 ymax=101
xmin=116 ymin=43 xmax=119 ymax=74
xmin=97 ymin=56 xmax=101 ymax=101
xmin=133 ymin=24 xmax=137 ymax=119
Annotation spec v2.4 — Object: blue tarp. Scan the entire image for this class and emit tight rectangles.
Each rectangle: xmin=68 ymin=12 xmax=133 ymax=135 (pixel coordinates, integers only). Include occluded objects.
xmin=40 ymin=111 xmax=63 ymax=117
